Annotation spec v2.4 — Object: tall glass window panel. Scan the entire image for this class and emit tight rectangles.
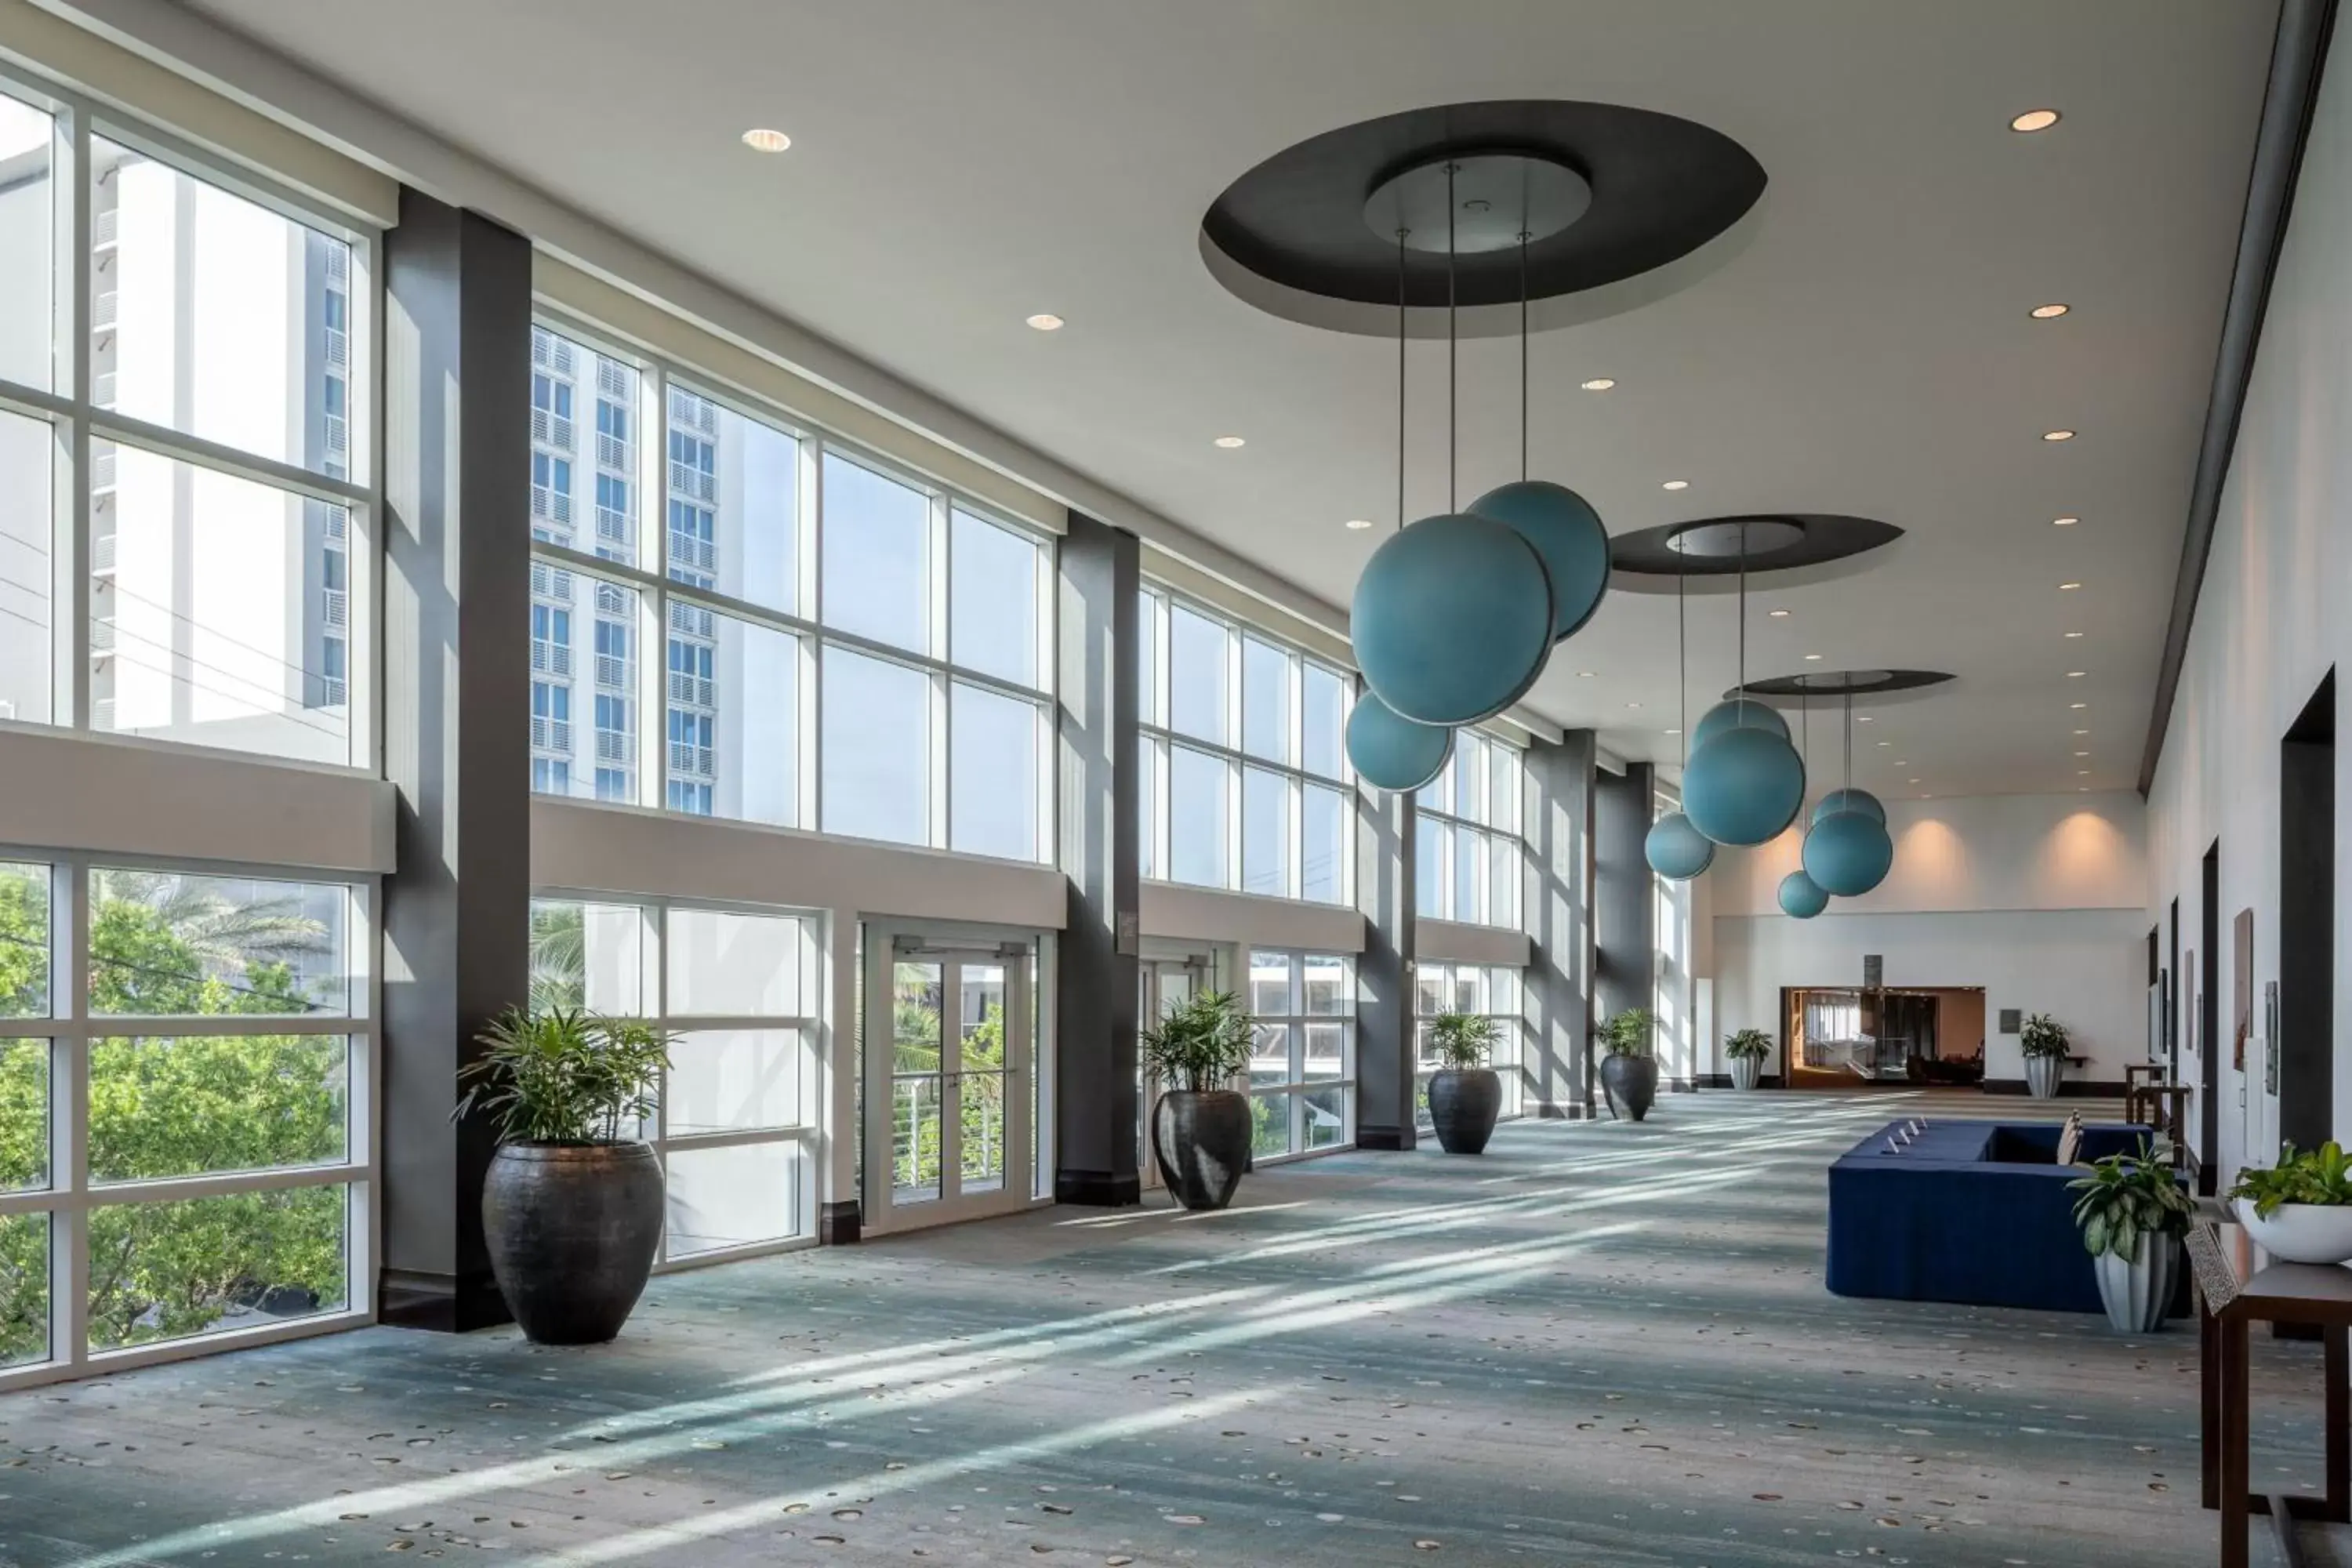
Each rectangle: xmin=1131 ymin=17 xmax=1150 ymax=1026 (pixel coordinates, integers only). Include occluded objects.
xmin=86 ymin=1185 xmax=347 ymax=1352
xmin=93 ymin=443 xmax=354 ymax=764
xmin=1250 ymin=951 xmax=1294 ymax=1018
xmin=1167 ymin=604 xmax=1227 ymax=745
xmin=949 ymin=509 xmax=1039 ymax=688
xmin=89 ymin=1035 xmax=348 ymax=1182
xmin=1137 ymin=737 xmax=1160 ymax=882
xmin=1488 ymin=743 xmax=1521 ymax=834
xmin=1416 ymin=765 xmax=1449 ymax=818
xmin=891 ymin=960 xmax=943 ymax=1200
xmin=0 ymin=1037 xmax=47 ymax=1192
xmin=1454 ymin=823 xmax=1483 ymax=925
xmin=528 ymin=898 xmax=643 ymax=1014
xmin=1135 ymin=590 xmax=1160 ymax=728
xmin=528 ymin=567 xmax=640 ymax=801
xmin=1303 ymin=954 xmax=1349 ymax=1014
xmin=1452 ymin=734 xmax=1485 ymax=823
xmin=1167 ymin=745 xmax=1228 ymax=889
xmin=89 ymin=867 xmax=354 ymax=1018
xmin=1241 ymin=766 xmax=1290 ymax=897
xmin=950 ymin=682 xmax=1040 ymax=862
xmin=0 ymin=861 xmax=50 ymax=1018
xmin=95 ymin=138 xmax=358 ymax=479
xmin=666 ymin=1029 xmax=800 ymax=1135
xmin=665 ymin=1141 xmax=797 ymax=1258
xmin=0 ymin=408 xmax=54 ymax=725
xmin=1415 ymin=822 xmax=1445 ymax=920
xmin=821 ymin=452 xmax=929 ymax=654
xmin=1240 ymin=637 xmax=1289 ymax=764
xmin=1487 ymin=832 xmax=1519 ymax=929
xmin=670 ymin=387 xmax=797 ymax=615
xmin=0 ymin=1212 xmax=45 ymax=1368
xmin=1303 ymin=1084 xmax=1346 ymax=1149
xmin=1301 ymin=783 xmax=1347 ymax=906
xmin=1301 ymin=663 xmax=1345 ymax=779
xmin=0 ymin=93 xmax=53 ymax=392
xmin=668 ymin=609 xmax=796 ymax=829
xmin=822 ymin=648 xmax=931 ymax=846
xmin=667 ymin=909 xmax=799 ymax=1017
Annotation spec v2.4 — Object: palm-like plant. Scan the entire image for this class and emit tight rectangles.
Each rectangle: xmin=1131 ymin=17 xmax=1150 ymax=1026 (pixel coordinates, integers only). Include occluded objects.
xmin=1428 ymin=1011 xmax=1497 ymax=1069
xmin=1599 ymin=1007 xmax=1655 ymax=1058
xmin=456 ymin=1006 xmax=675 ymax=1144
xmin=91 ymin=869 xmax=330 ymax=967
xmin=1141 ymin=990 xmax=1255 ymax=1092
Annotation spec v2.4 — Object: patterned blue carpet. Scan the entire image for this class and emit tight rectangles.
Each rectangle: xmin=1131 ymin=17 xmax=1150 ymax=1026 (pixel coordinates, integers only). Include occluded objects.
xmin=0 ymin=1090 xmax=2325 ymax=1566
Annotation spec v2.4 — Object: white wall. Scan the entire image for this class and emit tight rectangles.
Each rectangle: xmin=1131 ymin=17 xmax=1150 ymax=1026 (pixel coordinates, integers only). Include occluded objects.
xmin=2145 ymin=22 xmax=2352 ymax=1185
xmin=1706 ymin=791 xmax=2147 ymax=1083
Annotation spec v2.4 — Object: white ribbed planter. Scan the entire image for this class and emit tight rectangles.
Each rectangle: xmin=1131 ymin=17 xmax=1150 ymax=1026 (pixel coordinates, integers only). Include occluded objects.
xmin=2092 ymin=1232 xmax=2180 ymax=1333
xmin=2024 ymin=1054 xmax=2065 ymax=1099
xmin=1730 ymin=1056 xmax=1762 ymax=1091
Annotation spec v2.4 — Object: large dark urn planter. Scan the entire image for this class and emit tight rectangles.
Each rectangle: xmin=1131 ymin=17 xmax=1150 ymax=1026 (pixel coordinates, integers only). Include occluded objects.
xmin=1599 ymin=1052 xmax=1659 ymax=1122
xmin=1152 ymin=1088 xmax=1252 ymax=1211
xmin=482 ymin=1141 xmax=665 ymax=1345
xmin=1427 ymin=1067 xmax=1503 ymax=1154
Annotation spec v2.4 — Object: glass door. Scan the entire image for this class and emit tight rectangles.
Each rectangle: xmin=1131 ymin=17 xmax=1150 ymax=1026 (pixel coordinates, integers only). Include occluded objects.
xmin=867 ymin=938 xmax=1033 ymax=1233
xmin=1137 ymin=955 xmax=1208 ymax=1192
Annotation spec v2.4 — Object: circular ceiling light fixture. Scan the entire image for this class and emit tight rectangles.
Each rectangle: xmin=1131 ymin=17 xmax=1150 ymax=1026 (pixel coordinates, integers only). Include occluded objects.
xmin=1661 ymin=478 xmax=1691 ymax=492
xmin=2053 ymin=516 xmax=2080 ymax=526
xmin=2031 ymin=303 xmax=2070 ymax=319
xmin=1025 ymin=313 xmax=1065 ymax=332
xmin=1769 ymin=608 xmax=1791 ymax=618
xmin=2043 ymin=429 xmax=2076 ymax=442
xmin=2060 ymin=581 xmax=2082 ymax=590
xmin=1345 ymin=517 xmax=1374 ymax=531
xmin=2011 ymin=108 xmax=2062 ymax=132
xmin=741 ymin=128 xmax=793 ymax=153
xmin=2067 ymin=670 xmax=2086 ymax=678
xmin=1213 ymin=435 xmax=1247 ymax=448
xmin=1581 ymin=377 xmax=1616 ymax=391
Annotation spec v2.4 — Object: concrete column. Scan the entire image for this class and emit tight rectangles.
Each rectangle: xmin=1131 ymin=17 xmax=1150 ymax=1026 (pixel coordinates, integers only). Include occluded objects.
xmin=1524 ymin=730 xmax=1596 ymax=1117
xmin=1595 ymin=760 xmax=1661 ymax=1076
xmin=1353 ymin=764 xmax=1417 ymax=1149
xmin=377 ymin=191 xmax=533 ymax=1331
xmin=1053 ymin=512 xmax=1141 ymax=1203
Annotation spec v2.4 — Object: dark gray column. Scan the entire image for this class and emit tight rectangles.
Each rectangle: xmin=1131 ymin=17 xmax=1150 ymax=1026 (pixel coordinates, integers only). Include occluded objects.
xmin=1524 ymin=730 xmax=1596 ymax=1117
xmin=1594 ymin=760 xmax=1661 ymax=1075
xmin=1054 ymin=512 xmax=1141 ymax=1204
xmin=378 ymin=191 xmax=534 ymax=1330
xmin=1353 ymin=768 xmax=1417 ymax=1149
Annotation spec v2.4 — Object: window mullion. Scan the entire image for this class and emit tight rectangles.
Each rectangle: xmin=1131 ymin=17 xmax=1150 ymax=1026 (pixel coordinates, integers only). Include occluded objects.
xmin=63 ymin=104 xmax=87 ymax=736
xmin=58 ymin=855 xmax=88 ymax=1373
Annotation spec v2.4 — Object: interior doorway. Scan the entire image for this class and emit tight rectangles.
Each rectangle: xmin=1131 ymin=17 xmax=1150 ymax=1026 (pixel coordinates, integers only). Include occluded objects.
xmin=1137 ymin=950 xmax=1212 ymax=1192
xmin=2280 ymin=670 xmax=2336 ymax=1154
xmin=1780 ymin=985 xmax=1987 ymax=1087
xmin=2201 ymin=840 xmax=2220 ymax=1195
xmin=862 ymin=930 xmax=1037 ymax=1235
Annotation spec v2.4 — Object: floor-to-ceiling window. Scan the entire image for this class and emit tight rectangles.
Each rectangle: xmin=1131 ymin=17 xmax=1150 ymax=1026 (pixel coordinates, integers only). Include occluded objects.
xmin=1416 ymin=729 xmax=1523 ymax=927
xmin=0 ymin=856 xmax=376 ymax=1385
xmin=1414 ymin=962 xmax=1524 ymax=1126
xmin=526 ymin=321 xmax=1054 ymax=860
xmin=1245 ymin=949 xmax=1354 ymax=1160
xmin=1653 ymin=782 xmax=1696 ymax=1087
xmin=526 ymin=895 xmax=816 ymax=1263
xmin=1136 ymin=586 xmax=1353 ymax=902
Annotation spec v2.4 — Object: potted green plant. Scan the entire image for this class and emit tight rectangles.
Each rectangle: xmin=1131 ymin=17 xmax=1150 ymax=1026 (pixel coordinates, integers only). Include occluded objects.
xmin=2068 ymin=1137 xmax=2193 ymax=1331
xmin=455 ymin=1005 xmax=675 ymax=1345
xmin=2227 ymin=1141 xmax=2352 ymax=1264
xmin=2020 ymin=1011 xmax=2070 ymax=1099
xmin=1142 ymin=989 xmax=1256 ymax=1211
xmin=1723 ymin=1027 xmax=1773 ymax=1091
xmin=1425 ymin=1012 xmax=1501 ymax=1154
xmin=1597 ymin=1007 xmax=1657 ymax=1121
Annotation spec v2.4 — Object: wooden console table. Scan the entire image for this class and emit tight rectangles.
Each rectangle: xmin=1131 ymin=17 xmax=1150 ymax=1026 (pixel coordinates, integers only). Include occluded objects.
xmin=2189 ymin=1218 xmax=2352 ymax=1568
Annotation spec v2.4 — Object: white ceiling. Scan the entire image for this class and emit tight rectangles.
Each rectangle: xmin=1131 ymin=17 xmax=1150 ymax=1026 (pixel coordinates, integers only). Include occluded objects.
xmin=185 ymin=0 xmax=2278 ymax=799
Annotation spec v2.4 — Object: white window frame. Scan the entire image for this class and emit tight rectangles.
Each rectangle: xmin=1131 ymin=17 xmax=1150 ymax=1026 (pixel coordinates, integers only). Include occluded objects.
xmin=529 ymin=887 xmax=822 ymax=1270
xmin=0 ymin=65 xmax=382 ymax=773
xmin=0 ymin=848 xmax=379 ymax=1393
xmin=1242 ymin=948 xmax=1356 ymax=1163
xmin=525 ymin=310 xmax=1055 ymax=863
xmin=1137 ymin=583 xmax=1354 ymax=904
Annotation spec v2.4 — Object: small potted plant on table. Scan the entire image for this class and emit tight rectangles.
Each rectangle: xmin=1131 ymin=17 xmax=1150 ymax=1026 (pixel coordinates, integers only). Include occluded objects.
xmin=1142 ymin=989 xmax=1256 ymax=1211
xmin=2069 ymin=1137 xmax=2193 ymax=1331
xmin=2020 ymin=1011 xmax=2071 ymax=1099
xmin=456 ymin=1005 xmax=675 ymax=1345
xmin=1724 ymin=1027 xmax=1773 ymax=1091
xmin=1598 ymin=1007 xmax=1657 ymax=1122
xmin=1425 ymin=1012 xmax=1502 ymax=1154
xmin=2227 ymin=1141 xmax=2352 ymax=1263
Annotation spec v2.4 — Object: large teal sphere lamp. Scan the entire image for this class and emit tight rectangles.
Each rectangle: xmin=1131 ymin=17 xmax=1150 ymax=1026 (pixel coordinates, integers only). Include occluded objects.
xmin=1800 ymin=690 xmax=1894 ymax=896
xmin=1682 ymin=523 xmax=1807 ymax=846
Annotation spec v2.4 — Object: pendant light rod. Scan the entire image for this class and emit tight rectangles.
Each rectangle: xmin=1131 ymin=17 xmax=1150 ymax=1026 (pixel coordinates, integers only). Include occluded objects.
xmin=1843 ymin=689 xmax=1853 ymax=792
xmin=1519 ymin=228 xmax=1530 ymax=483
xmin=1396 ymin=227 xmax=1406 ymax=535
xmin=1446 ymin=160 xmax=1458 ymax=514
xmin=1736 ymin=521 xmax=1748 ymax=717
xmin=1677 ymin=554 xmax=1688 ymax=768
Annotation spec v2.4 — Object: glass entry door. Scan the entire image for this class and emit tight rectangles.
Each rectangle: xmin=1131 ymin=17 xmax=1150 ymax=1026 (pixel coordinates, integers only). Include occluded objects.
xmin=1137 ymin=955 xmax=1210 ymax=1192
xmin=866 ymin=938 xmax=1033 ymax=1233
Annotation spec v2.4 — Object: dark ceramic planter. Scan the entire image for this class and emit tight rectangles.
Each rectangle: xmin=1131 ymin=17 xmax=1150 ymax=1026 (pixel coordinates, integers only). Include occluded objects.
xmin=1599 ymin=1052 xmax=1659 ymax=1122
xmin=1428 ymin=1067 xmax=1503 ymax=1154
xmin=482 ymin=1140 xmax=665 ymax=1345
xmin=1152 ymin=1088 xmax=1251 ymax=1211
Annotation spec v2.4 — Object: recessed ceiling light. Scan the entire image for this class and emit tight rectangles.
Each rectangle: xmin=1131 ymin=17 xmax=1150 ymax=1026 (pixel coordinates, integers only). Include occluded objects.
xmin=1910 ymin=778 xmax=1922 ymax=785
xmin=2053 ymin=516 xmax=2080 ymax=527
xmin=1577 ymin=670 xmax=1598 ymax=678
xmin=1214 ymin=435 xmax=1247 ymax=449
xmin=2011 ymin=108 xmax=2062 ymax=133
xmin=1582 ymin=377 xmax=1616 ymax=391
xmin=1025 ymin=313 xmax=1065 ymax=332
xmin=1769 ymin=608 xmax=1791 ymax=618
xmin=1803 ymin=653 xmax=1824 ymax=661
xmin=2059 ymin=581 xmax=2082 ymax=590
xmin=1345 ymin=518 xmax=1374 ymax=531
xmin=2078 ymin=769 xmax=2091 ymax=776
xmin=2031 ymin=303 xmax=2070 ymax=320
xmin=2070 ymin=702 xmax=2088 ymax=710
xmin=2074 ymin=728 xmax=2089 ymax=735
xmin=741 ymin=128 xmax=793 ymax=153
xmin=2063 ymin=630 xmax=2085 ymax=639
xmin=2075 ymin=750 xmax=2090 ymax=757
xmin=1877 ymin=741 xmax=1890 ymax=748
xmin=2042 ymin=429 xmax=2076 ymax=442
xmin=1661 ymin=479 xmax=1690 ymax=492
xmin=1895 ymin=760 xmax=1908 ymax=767
xmin=1664 ymin=727 xmax=1681 ymax=735
xmin=2067 ymin=670 xmax=2086 ymax=678
xmin=1625 ymin=702 xmax=1642 ymax=710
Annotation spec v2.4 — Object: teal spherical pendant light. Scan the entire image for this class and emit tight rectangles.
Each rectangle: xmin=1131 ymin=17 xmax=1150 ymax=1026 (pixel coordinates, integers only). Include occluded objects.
xmin=1647 ymin=549 xmax=1713 ymax=880
xmin=1346 ymin=690 xmax=1453 ymax=793
xmin=1779 ymin=869 xmax=1830 ymax=919
xmin=1692 ymin=696 xmax=1790 ymax=749
xmin=1800 ymin=691 xmax=1894 ymax=896
xmin=1813 ymin=787 xmax=1886 ymax=826
xmin=1683 ymin=522 xmax=1806 ymax=846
